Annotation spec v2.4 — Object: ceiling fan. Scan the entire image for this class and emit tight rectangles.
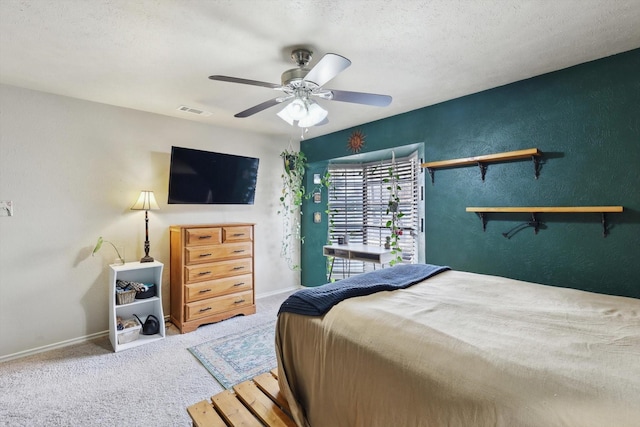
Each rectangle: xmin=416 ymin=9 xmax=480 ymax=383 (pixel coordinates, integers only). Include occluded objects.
xmin=209 ymin=48 xmax=392 ymax=128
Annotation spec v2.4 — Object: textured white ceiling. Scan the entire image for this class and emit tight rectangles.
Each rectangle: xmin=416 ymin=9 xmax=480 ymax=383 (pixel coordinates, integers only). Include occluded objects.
xmin=1 ymin=0 xmax=639 ymax=139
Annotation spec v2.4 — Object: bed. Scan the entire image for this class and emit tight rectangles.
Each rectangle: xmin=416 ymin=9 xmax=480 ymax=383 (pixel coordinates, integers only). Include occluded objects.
xmin=275 ymin=264 xmax=640 ymax=427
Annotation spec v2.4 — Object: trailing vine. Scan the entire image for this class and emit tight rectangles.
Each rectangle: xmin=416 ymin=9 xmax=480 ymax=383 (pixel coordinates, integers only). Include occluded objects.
xmin=384 ymin=152 xmax=404 ymax=266
xmin=318 ymin=170 xmax=337 ymax=281
xmin=278 ymin=149 xmax=307 ymax=270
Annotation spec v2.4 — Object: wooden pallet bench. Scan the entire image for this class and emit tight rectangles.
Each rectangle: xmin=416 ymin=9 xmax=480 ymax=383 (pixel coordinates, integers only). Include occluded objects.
xmin=187 ymin=368 xmax=297 ymax=427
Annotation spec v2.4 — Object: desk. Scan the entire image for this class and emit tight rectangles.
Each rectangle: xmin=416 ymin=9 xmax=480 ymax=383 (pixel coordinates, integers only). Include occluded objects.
xmin=323 ymin=244 xmax=393 ymax=280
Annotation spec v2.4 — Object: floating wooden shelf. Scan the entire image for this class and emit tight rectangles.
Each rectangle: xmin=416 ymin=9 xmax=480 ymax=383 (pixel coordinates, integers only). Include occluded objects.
xmin=466 ymin=206 xmax=623 ymax=237
xmin=466 ymin=206 xmax=623 ymax=214
xmin=422 ymin=148 xmax=542 ymax=183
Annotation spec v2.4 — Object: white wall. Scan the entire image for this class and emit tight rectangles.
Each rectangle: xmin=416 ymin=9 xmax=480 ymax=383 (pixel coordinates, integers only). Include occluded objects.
xmin=0 ymin=84 xmax=300 ymax=359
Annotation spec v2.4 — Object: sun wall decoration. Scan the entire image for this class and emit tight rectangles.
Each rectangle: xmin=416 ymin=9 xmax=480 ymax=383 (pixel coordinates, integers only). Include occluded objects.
xmin=347 ymin=129 xmax=366 ymax=153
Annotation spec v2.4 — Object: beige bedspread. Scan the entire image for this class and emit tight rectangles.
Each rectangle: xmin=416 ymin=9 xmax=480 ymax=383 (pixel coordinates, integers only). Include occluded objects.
xmin=275 ymin=270 xmax=640 ymax=427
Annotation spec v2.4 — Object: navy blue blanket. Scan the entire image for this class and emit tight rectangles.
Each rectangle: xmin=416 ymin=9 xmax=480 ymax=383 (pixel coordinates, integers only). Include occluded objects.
xmin=278 ymin=263 xmax=450 ymax=316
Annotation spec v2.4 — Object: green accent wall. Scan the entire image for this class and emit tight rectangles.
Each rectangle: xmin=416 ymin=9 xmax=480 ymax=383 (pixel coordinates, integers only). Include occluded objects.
xmin=299 ymin=49 xmax=640 ymax=299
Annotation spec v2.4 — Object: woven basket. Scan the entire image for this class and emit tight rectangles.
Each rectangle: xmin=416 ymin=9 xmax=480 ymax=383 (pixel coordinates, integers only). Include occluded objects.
xmin=116 ymin=289 xmax=136 ymax=305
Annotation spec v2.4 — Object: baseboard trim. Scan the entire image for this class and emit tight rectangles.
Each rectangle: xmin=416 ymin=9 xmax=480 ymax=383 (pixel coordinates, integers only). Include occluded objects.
xmin=2 ymin=288 xmax=298 ymax=363
xmin=0 ymin=330 xmax=109 ymax=364
xmin=255 ymin=285 xmax=300 ymax=300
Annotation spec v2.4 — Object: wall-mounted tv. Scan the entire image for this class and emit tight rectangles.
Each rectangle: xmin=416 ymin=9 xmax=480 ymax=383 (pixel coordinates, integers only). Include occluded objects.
xmin=168 ymin=146 xmax=259 ymax=204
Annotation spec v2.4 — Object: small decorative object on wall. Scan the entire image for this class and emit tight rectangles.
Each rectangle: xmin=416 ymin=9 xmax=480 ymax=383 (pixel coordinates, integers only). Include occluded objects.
xmin=313 ymin=212 xmax=322 ymax=223
xmin=131 ymin=190 xmax=160 ymax=263
xmin=313 ymin=192 xmax=321 ymax=203
xmin=347 ymin=129 xmax=366 ymax=153
xmin=0 ymin=200 xmax=13 ymax=217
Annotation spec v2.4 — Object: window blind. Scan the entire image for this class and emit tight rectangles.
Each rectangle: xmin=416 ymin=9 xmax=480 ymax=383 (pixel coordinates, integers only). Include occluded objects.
xmin=327 ymin=151 xmax=420 ymax=277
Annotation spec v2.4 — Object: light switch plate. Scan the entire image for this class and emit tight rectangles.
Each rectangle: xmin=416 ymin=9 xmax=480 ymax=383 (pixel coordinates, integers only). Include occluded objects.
xmin=0 ymin=200 xmax=13 ymax=216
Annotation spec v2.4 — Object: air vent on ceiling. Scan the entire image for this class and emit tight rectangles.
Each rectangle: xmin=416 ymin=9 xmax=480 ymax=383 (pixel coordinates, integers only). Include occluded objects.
xmin=177 ymin=105 xmax=212 ymax=116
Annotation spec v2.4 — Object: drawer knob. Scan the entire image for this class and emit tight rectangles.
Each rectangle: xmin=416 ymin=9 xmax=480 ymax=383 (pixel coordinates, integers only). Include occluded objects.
xmin=234 ymin=299 xmax=246 ymax=304
xmin=199 ymin=307 xmax=212 ymax=313
xmin=232 ymin=266 xmax=245 ymax=270
xmin=199 ymin=253 xmax=212 ymax=257
xmin=198 ymin=271 xmax=212 ymax=276
xmin=198 ymin=235 xmax=212 ymax=239
xmin=233 ymin=282 xmax=245 ymax=287
xmin=233 ymin=250 xmax=245 ymax=253
xmin=198 ymin=289 xmax=212 ymax=293
xmin=233 ymin=233 xmax=244 ymax=237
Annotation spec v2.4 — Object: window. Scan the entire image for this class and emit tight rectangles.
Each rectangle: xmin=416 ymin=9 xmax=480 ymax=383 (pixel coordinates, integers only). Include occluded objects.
xmin=327 ymin=151 xmax=420 ymax=277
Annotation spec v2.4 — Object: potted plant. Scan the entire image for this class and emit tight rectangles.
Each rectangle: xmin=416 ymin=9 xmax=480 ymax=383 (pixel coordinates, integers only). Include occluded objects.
xmin=384 ymin=152 xmax=404 ymax=266
xmin=92 ymin=236 xmax=125 ymax=265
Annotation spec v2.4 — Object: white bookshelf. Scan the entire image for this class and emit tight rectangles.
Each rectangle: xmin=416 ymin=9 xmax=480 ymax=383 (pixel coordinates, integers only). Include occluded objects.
xmin=108 ymin=261 xmax=165 ymax=352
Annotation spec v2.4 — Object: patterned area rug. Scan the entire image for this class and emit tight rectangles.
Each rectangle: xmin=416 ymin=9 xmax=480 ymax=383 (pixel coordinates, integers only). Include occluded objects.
xmin=188 ymin=319 xmax=277 ymax=389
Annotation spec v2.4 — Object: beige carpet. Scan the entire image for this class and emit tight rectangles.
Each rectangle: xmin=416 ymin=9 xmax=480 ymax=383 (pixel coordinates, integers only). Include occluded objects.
xmin=0 ymin=290 xmax=294 ymax=427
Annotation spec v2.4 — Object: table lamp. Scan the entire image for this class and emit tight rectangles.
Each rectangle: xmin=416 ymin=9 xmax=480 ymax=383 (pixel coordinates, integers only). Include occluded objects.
xmin=131 ymin=190 xmax=159 ymax=263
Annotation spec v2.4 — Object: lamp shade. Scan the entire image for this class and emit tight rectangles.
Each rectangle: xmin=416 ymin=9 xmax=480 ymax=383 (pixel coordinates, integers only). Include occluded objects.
xmin=131 ymin=191 xmax=159 ymax=211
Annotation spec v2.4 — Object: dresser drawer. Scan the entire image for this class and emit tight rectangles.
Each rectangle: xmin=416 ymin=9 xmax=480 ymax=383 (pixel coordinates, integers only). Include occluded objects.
xmin=185 ymin=242 xmax=253 ymax=265
xmin=185 ymin=258 xmax=253 ymax=283
xmin=185 ymin=274 xmax=253 ymax=303
xmin=223 ymin=226 xmax=253 ymax=242
xmin=186 ymin=227 xmax=222 ymax=246
xmin=185 ymin=290 xmax=253 ymax=321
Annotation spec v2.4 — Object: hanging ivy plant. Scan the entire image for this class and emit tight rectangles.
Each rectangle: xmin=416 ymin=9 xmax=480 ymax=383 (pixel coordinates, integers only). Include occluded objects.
xmin=278 ymin=149 xmax=308 ymax=270
xmin=281 ymin=149 xmax=307 ymax=206
xmin=384 ymin=152 xmax=404 ymax=266
xmin=318 ymin=170 xmax=337 ymax=281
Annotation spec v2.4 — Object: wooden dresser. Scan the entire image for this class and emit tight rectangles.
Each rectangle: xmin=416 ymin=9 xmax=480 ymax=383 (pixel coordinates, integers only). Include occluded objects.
xmin=169 ymin=223 xmax=255 ymax=333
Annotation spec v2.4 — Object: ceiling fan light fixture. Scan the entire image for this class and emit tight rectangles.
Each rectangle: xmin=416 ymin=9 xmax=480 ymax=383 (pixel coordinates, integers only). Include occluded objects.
xmin=278 ymin=98 xmax=327 ymax=128
xmin=298 ymin=101 xmax=327 ymax=127
xmin=287 ymin=98 xmax=308 ymax=120
xmin=277 ymin=106 xmax=294 ymax=125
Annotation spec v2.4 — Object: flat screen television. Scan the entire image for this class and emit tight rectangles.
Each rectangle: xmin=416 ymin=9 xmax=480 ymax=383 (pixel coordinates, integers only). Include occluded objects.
xmin=168 ymin=146 xmax=259 ymax=204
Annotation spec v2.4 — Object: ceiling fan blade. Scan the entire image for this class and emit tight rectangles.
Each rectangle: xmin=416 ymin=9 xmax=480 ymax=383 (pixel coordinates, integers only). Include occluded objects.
xmin=303 ymin=53 xmax=351 ymax=87
xmin=326 ymin=89 xmax=392 ymax=107
xmin=235 ymin=98 xmax=283 ymax=118
xmin=209 ymin=75 xmax=281 ymax=89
